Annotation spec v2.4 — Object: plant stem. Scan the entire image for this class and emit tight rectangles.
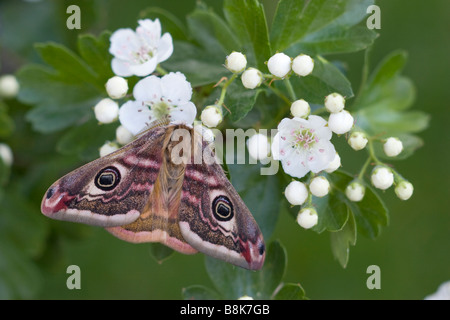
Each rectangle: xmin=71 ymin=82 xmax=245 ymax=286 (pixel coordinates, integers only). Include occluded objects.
xmin=358 ymin=156 xmax=372 ymax=181
xmin=156 ymin=65 xmax=168 ymax=75
xmin=217 ymin=73 xmax=238 ymax=107
xmin=284 ymin=78 xmax=297 ymax=101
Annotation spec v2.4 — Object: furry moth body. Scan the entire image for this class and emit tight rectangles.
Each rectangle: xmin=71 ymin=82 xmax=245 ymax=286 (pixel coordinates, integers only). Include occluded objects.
xmin=41 ymin=123 xmax=265 ymax=270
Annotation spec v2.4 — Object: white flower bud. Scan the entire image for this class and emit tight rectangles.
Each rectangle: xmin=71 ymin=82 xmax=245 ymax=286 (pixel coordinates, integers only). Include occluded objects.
xmin=325 ymin=92 xmax=345 ymax=113
xmin=345 ymin=181 xmax=365 ymax=202
xmin=371 ymin=166 xmax=394 ymax=190
xmin=0 ymin=75 xmax=20 ymax=99
xmin=328 ymin=110 xmax=354 ymax=135
xmin=290 ymin=99 xmax=310 ymax=118
xmin=200 ymin=105 xmax=223 ymax=128
xmin=194 ymin=124 xmax=215 ymax=143
xmin=247 ymin=133 xmax=270 ymax=161
xmin=99 ymin=141 xmax=119 ymax=157
xmin=395 ymin=181 xmax=414 ymax=200
xmin=325 ymin=152 xmax=341 ymax=173
xmin=105 ymin=76 xmax=128 ymax=99
xmin=225 ymin=51 xmax=247 ymax=73
xmin=297 ymin=207 xmax=318 ymax=229
xmin=309 ymin=176 xmax=330 ymax=197
xmin=241 ymin=68 xmax=263 ymax=89
xmin=348 ymin=131 xmax=368 ymax=151
xmin=267 ymin=52 xmax=291 ymax=78
xmin=94 ymin=98 xmax=119 ymax=124
xmin=292 ymin=54 xmax=314 ymax=76
xmin=116 ymin=125 xmax=134 ymax=145
xmin=238 ymin=295 xmax=254 ymax=300
xmin=383 ymin=137 xmax=403 ymax=157
xmin=0 ymin=143 xmax=13 ymax=166
xmin=284 ymin=181 xmax=308 ymax=206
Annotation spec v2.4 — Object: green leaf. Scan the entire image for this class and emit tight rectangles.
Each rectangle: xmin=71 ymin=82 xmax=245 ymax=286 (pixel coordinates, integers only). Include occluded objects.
xmin=56 ymin=119 xmax=117 ymax=161
xmin=291 ymin=56 xmax=353 ymax=104
xmin=149 ymin=243 xmax=175 ymax=265
xmin=164 ymin=41 xmax=229 ymax=87
xmin=312 ymin=189 xmax=349 ymax=233
xmin=330 ymin=210 xmax=357 ymax=268
xmin=329 ymin=171 xmax=389 ymax=239
xmin=204 ymin=240 xmax=287 ymax=299
xmin=139 ymin=7 xmax=188 ymax=41
xmin=225 ymin=81 xmax=264 ymax=122
xmin=227 ymin=159 xmax=281 ymax=239
xmin=224 ymin=0 xmax=271 ymax=70
xmin=187 ymin=8 xmax=241 ymax=56
xmin=182 ymin=285 xmax=221 ymax=300
xmin=0 ymin=101 xmax=14 ymax=137
xmin=35 ymin=42 xmax=98 ymax=85
xmin=77 ymin=31 xmax=114 ymax=86
xmin=273 ymin=283 xmax=307 ymax=300
xmin=289 ymin=26 xmax=378 ymax=55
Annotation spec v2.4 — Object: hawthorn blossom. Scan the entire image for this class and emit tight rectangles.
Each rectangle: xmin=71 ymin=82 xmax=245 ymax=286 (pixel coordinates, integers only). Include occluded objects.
xmin=271 ymin=116 xmax=336 ymax=179
xmin=109 ymin=19 xmax=173 ymax=77
xmin=119 ymin=72 xmax=197 ymax=135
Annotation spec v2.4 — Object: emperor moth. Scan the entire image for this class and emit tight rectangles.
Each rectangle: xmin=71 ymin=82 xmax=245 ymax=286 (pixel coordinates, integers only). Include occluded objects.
xmin=41 ymin=121 xmax=265 ymax=270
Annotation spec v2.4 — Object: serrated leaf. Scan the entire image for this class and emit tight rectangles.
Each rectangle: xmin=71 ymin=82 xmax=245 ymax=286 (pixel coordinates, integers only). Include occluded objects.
xmin=139 ymin=7 xmax=188 ymax=41
xmin=204 ymin=240 xmax=287 ymax=299
xmin=56 ymin=119 xmax=117 ymax=161
xmin=224 ymin=0 xmax=271 ymax=70
xmin=273 ymin=283 xmax=307 ymax=300
xmin=187 ymin=8 xmax=241 ymax=56
xmin=290 ymin=56 xmax=353 ymax=104
xmin=312 ymin=191 xmax=349 ymax=233
xmin=182 ymin=285 xmax=221 ymax=300
xmin=330 ymin=210 xmax=357 ymax=268
xmin=225 ymin=81 xmax=264 ymax=122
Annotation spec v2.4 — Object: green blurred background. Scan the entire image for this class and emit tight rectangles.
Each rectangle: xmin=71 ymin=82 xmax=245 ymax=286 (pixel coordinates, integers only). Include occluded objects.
xmin=0 ymin=0 xmax=448 ymax=299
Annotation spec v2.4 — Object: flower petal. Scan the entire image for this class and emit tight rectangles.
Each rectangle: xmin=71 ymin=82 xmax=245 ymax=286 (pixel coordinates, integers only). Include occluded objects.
xmin=128 ymin=57 xmax=158 ymax=77
xmin=111 ymin=58 xmax=133 ymax=77
xmin=161 ymin=72 xmax=192 ymax=103
xmin=109 ymin=28 xmax=140 ymax=60
xmin=138 ymin=19 xmax=162 ymax=46
xmin=133 ymin=75 xmax=162 ymax=102
xmin=168 ymin=101 xmax=197 ymax=126
xmin=281 ymin=158 xmax=310 ymax=179
xmin=157 ymin=33 xmax=173 ymax=63
xmin=307 ymin=140 xmax=336 ymax=173
xmin=119 ymin=100 xmax=156 ymax=135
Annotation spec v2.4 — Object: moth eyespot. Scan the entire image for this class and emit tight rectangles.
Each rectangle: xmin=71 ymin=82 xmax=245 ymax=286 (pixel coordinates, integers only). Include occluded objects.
xmin=212 ymin=196 xmax=234 ymax=221
xmin=46 ymin=187 xmax=55 ymax=199
xmin=94 ymin=166 xmax=121 ymax=191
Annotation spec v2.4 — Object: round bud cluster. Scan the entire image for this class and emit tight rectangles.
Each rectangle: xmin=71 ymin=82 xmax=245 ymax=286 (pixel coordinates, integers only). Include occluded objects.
xmin=345 ymin=180 xmax=365 ymax=202
xmin=284 ymin=180 xmax=308 ymax=206
xmin=94 ymin=98 xmax=119 ymax=124
xmin=241 ymin=68 xmax=263 ymax=89
xmin=267 ymin=52 xmax=314 ymax=79
xmin=0 ymin=143 xmax=13 ymax=166
xmin=105 ymin=76 xmax=128 ymax=99
xmin=99 ymin=141 xmax=119 ymax=157
xmin=0 ymin=75 xmax=20 ymax=99
xmin=201 ymin=105 xmax=223 ymax=128
xmin=383 ymin=137 xmax=403 ymax=157
xmin=371 ymin=166 xmax=394 ymax=190
xmin=348 ymin=131 xmax=368 ymax=151
xmin=247 ymin=133 xmax=270 ymax=161
xmin=290 ymin=99 xmax=310 ymax=118
xmin=309 ymin=176 xmax=330 ymax=197
xmin=297 ymin=207 xmax=318 ymax=229
xmin=225 ymin=52 xmax=247 ymax=73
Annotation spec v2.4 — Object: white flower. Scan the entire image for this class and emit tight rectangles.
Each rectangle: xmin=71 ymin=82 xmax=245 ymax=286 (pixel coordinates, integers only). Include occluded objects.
xmin=225 ymin=52 xmax=247 ymax=73
xmin=241 ymin=68 xmax=263 ymax=89
xmin=395 ymin=181 xmax=414 ymax=200
xmin=292 ymin=54 xmax=314 ymax=76
xmin=99 ymin=141 xmax=119 ymax=157
xmin=0 ymin=143 xmax=13 ymax=166
xmin=109 ymin=19 xmax=173 ymax=77
xmin=201 ymin=105 xmax=223 ymax=128
xmin=94 ymin=98 xmax=119 ymax=124
xmin=119 ymin=72 xmax=196 ymax=135
xmin=238 ymin=295 xmax=254 ymax=300
xmin=325 ymin=152 xmax=341 ymax=173
xmin=247 ymin=133 xmax=270 ymax=161
xmin=345 ymin=181 xmax=365 ymax=202
xmin=325 ymin=93 xmax=345 ymax=113
xmin=371 ymin=166 xmax=394 ymax=190
xmin=105 ymin=76 xmax=128 ymax=99
xmin=425 ymin=281 xmax=450 ymax=300
xmin=267 ymin=52 xmax=291 ymax=78
xmin=297 ymin=207 xmax=318 ymax=229
xmin=348 ymin=131 xmax=368 ymax=151
xmin=0 ymin=75 xmax=20 ymax=99
xmin=309 ymin=176 xmax=330 ymax=197
xmin=271 ymin=116 xmax=336 ymax=179
xmin=116 ymin=125 xmax=134 ymax=145
xmin=383 ymin=137 xmax=403 ymax=157
xmin=328 ymin=110 xmax=354 ymax=134
xmin=290 ymin=99 xmax=310 ymax=118
xmin=284 ymin=181 xmax=308 ymax=206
